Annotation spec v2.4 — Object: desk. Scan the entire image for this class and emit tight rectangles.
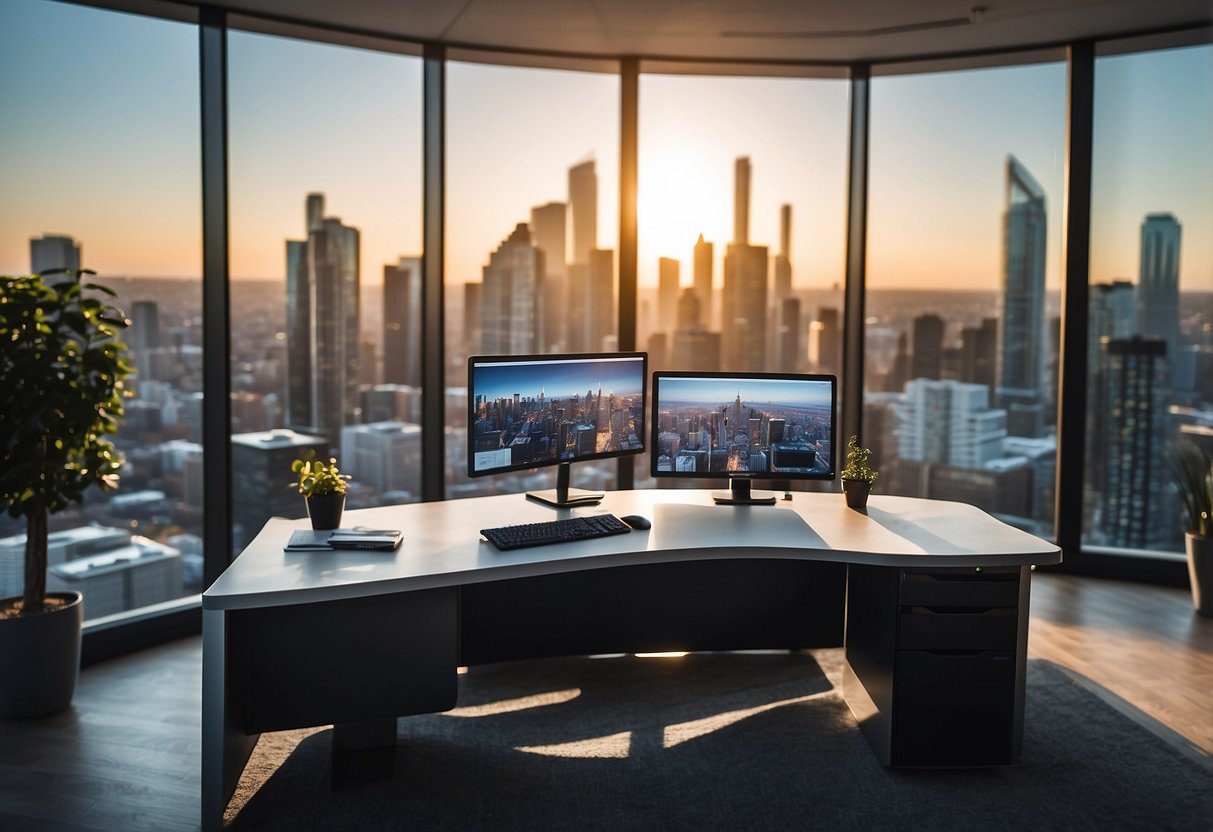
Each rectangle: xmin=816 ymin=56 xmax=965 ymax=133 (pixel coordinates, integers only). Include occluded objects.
xmin=202 ymin=490 xmax=1060 ymax=831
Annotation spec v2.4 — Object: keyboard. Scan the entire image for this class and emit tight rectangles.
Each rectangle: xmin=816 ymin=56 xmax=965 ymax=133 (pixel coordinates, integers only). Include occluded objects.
xmin=481 ymin=513 xmax=632 ymax=551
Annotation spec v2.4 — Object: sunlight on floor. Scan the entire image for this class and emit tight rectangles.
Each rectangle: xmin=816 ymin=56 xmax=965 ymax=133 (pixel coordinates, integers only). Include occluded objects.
xmin=516 ymin=730 xmax=633 ymax=758
xmin=443 ymin=688 xmax=582 ymax=717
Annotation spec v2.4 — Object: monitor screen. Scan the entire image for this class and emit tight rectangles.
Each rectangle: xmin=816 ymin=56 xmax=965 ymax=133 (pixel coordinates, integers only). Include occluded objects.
xmin=650 ymin=372 xmax=836 ymax=482
xmin=468 ymin=352 xmax=648 ymax=479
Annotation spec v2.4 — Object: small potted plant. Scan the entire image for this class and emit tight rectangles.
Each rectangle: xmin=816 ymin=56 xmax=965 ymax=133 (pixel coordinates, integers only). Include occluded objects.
xmin=840 ymin=435 xmax=879 ymax=510
xmin=290 ymin=450 xmax=351 ymax=530
xmin=1174 ymin=440 xmax=1212 ymax=617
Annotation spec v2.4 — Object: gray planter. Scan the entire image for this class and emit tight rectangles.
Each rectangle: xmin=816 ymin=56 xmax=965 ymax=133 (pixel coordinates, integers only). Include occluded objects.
xmin=0 ymin=591 xmax=83 ymax=719
xmin=307 ymin=493 xmax=346 ymax=530
xmin=1187 ymin=532 xmax=1212 ymax=617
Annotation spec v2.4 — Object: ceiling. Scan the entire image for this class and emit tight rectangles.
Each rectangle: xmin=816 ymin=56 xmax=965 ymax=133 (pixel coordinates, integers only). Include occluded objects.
xmin=209 ymin=0 xmax=1212 ymax=63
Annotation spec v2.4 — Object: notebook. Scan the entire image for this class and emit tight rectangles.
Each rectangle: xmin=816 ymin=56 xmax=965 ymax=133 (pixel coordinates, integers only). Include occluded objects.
xmin=284 ymin=528 xmax=403 ymax=552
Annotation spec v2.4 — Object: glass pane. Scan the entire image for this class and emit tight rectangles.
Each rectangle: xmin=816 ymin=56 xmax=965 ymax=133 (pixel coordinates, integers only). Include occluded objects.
xmin=445 ymin=61 xmax=620 ymax=499
xmin=1085 ymin=44 xmax=1213 ymax=557
xmin=635 ymin=73 xmax=850 ymax=492
xmin=228 ymin=31 xmax=423 ymax=550
xmin=0 ymin=0 xmax=202 ymax=619
xmin=866 ymin=62 xmax=1066 ymax=537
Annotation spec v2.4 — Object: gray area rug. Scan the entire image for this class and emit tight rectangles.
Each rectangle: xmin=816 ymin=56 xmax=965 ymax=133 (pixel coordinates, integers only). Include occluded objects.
xmin=227 ymin=649 xmax=1213 ymax=831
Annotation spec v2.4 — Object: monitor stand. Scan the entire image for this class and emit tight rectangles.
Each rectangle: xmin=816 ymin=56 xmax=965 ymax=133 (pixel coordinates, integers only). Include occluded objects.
xmin=712 ymin=477 xmax=778 ymax=505
xmin=526 ymin=462 xmax=604 ymax=508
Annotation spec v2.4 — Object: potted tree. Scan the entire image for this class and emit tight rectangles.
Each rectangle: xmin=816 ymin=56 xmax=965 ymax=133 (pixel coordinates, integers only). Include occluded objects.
xmin=0 ymin=269 xmax=132 ymax=718
xmin=290 ymin=451 xmax=351 ymax=530
xmin=1174 ymin=440 xmax=1212 ymax=617
xmin=840 ymin=435 xmax=879 ymax=510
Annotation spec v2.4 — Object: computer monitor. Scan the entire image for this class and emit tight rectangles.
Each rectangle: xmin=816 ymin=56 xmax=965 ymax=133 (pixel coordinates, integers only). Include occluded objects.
xmin=650 ymin=371 xmax=837 ymax=505
xmin=468 ymin=352 xmax=648 ymax=507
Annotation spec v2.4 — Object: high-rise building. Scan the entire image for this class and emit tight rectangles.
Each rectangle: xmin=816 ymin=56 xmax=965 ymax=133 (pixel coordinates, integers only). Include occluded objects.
xmin=996 ymin=155 xmax=1048 ymax=438
xmin=587 ymin=248 xmax=616 ymax=353
xmin=658 ymin=257 xmax=680 ymax=334
xmin=815 ymin=307 xmax=841 ymax=372
xmin=722 ymin=243 xmax=769 ymax=371
xmin=777 ymin=297 xmax=801 ymax=371
xmin=959 ymin=317 xmax=998 ymax=389
xmin=734 ymin=156 xmax=751 ymax=245
xmin=340 ymin=421 xmax=421 ymax=499
xmin=672 ymin=330 xmax=721 ymax=373
xmin=693 ymin=233 xmax=714 ymax=328
xmin=285 ymin=193 xmax=362 ymax=450
xmin=1089 ymin=280 xmax=1136 ymax=385
xmin=531 ymin=201 xmax=568 ymax=352
xmin=384 ymin=256 xmax=422 ymax=387
xmin=482 ymin=223 xmax=543 ymax=355
xmin=774 ymin=203 xmax=792 ymax=300
xmin=911 ymin=313 xmax=945 ymax=381
xmin=463 ymin=281 xmax=482 ymax=354
xmin=129 ymin=300 xmax=162 ymax=355
xmin=895 ymin=379 xmax=1006 ymax=469
xmin=231 ymin=429 xmax=326 ymax=550
xmin=676 ymin=287 xmax=701 ymax=331
xmin=1097 ymin=337 xmax=1170 ymax=549
xmin=30 ymin=233 xmax=81 ymax=275
xmin=1136 ymin=212 xmax=1182 ymax=384
xmin=569 ymin=159 xmax=597 ymax=266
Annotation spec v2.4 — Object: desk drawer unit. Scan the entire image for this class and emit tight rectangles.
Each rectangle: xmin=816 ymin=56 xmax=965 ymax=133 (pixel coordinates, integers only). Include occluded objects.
xmin=843 ymin=564 xmax=1028 ymax=767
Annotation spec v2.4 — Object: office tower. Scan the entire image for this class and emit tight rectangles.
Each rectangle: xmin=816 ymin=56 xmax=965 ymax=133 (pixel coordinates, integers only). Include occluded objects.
xmin=693 ymin=233 xmax=714 ymax=328
xmin=895 ymin=379 xmax=1006 ymax=469
xmin=361 ymin=383 xmax=421 ymax=424
xmin=1097 ymin=337 xmax=1170 ymax=548
xmin=885 ymin=331 xmax=910 ymax=392
xmin=1136 ymin=213 xmax=1182 ymax=385
xmin=384 ymin=257 xmax=422 ymax=387
xmin=734 ymin=156 xmax=751 ymax=245
xmin=481 ymin=223 xmax=544 ymax=355
xmin=671 ymin=329 xmax=721 ymax=372
xmin=777 ymin=297 xmax=802 ymax=371
xmin=996 ymin=155 xmax=1048 ymax=438
xmin=30 ymin=233 xmax=81 ymax=275
xmin=587 ymin=248 xmax=616 ymax=353
xmin=722 ymin=242 xmax=769 ymax=371
xmin=231 ymin=429 xmax=327 ymax=550
xmin=463 ymin=281 xmax=482 ymax=354
xmin=129 ymin=300 xmax=162 ymax=354
xmin=774 ymin=203 xmax=792 ymax=299
xmin=911 ymin=313 xmax=945 ymax=381
xmin=648 ymin=332 xmax=669 ymax=371
xmin=676 ymin=288 xmax=701 ymax=331
xmin=48 ymin=535 xmax=183 ymax=619
xmin=569 ymin=159 xmax=597 ymax=265
xmin=959 ymin=317 xmax=998 ymax=389
xmin=340 ymin=421 xmax=421 ymax=498
xmin=816 ymin=307 xmax=841 ymax=372
xmin=1089 ymin=280 xmax=1136 ymax=385
xmin=285 ymin=193 xmax=362 ymax=450
xmin=531 ymin=201 xmax=568 ymax=351
xmin=658 ymin=257 xmax=680 ymax=334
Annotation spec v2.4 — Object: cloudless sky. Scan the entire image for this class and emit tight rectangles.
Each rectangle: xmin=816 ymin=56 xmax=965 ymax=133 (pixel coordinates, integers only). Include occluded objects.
xmin=1 ymin=0 xmax=1209 ymax=295
xmin=657 ymin=377 xmax=833 ymax=408
xmin=472 ymin=355 xmax=644 ymax=400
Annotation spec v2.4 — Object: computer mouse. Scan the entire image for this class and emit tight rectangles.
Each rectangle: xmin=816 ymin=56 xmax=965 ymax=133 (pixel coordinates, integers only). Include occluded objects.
xmin=620 ymin=514 xmax=651 ymax=530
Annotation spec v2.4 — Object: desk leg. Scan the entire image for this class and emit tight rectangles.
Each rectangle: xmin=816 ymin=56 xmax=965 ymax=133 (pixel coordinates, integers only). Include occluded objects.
xmin=331 ymin=718 xmax=397 ymax=789
xmin=201 ymin=608 xmax=259 ymax=832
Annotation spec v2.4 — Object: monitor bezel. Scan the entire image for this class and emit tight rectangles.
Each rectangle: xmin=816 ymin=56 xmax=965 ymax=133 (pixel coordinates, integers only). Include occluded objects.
xmin=466 ymin=351 xmax=649 ymax=480
xmin=649 ymin=370 xmax=838 ymax=483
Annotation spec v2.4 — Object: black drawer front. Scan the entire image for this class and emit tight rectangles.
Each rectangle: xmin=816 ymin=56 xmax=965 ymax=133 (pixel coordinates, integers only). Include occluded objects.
xmin=892 ymin=650 xmax=1016 ymax=766
xmin=899 ymin=609 xmax=1018 ymax=651
xmin=899 ymin=573 xmax=1020 ymax=608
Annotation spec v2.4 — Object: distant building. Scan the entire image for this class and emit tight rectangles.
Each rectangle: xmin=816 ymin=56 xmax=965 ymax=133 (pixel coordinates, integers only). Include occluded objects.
xmin=658 ymin=257 xmax=680 ymax=335
xmin=773 ymin=203 xmax=792 ymax=300
xmin=47 ymin=534 xmax=183 ymax=620
xmin=30 ymin=233 xmax=81 ymax=275
xmin=340 ymin=421 xmax=421 ymax=499
xmin=722 ymin=243 xmax=769 ymax=371
xmin=1136 ymin=213 xmax=1182 ymax=386
xmin=231 ymin=429 xmax=327 ymax=550
xmin=895 ymin=379 xmax=1006 ymax=469
xmin=777 ymin=297 xmax=802 ymax=372
xmin=587 ymin=248 xmax=616 ymax=353
xmin=531 ymin=201 xmax=568 ymax=352
xmin=693 ymin=234 xmax=714 ymax=328
xmin=481 ymin=223 xmax=543 ymax=354
xmin=912 ymin=313 xmax=945 ymax=381
xmin=384 ymin=256 xmax=422 ymax=388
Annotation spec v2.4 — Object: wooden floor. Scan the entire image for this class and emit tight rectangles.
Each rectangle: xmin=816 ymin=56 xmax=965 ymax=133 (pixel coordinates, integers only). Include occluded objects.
xmin=0 ymin=572 xmax=1209 ymax=831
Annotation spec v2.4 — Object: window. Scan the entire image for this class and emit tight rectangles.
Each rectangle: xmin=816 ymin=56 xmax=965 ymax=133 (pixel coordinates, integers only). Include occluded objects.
xmin=866 ymin=61 xmax=1066 ymax=537
xmin=444 ymin=59 xmax=620 ymax=498
xmin=1084 ymin=43 xmax=1213 ymax=558
xmin=227 ymin=29 xmax=423 ymax=549
xmin=0 ymin=0 xmax=202 ymax=620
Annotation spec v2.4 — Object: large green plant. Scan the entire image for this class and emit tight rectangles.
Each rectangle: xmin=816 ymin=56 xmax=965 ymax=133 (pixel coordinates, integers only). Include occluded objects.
xmin=1174 ymin=440 xmax=1212 ymax=538
xmin=0 ymin=270 xmax=132 ymax=616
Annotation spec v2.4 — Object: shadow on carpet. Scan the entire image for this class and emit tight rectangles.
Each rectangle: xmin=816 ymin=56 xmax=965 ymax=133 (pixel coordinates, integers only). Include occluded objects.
xmin=226 ymin=650 xmax=1212 ymax=831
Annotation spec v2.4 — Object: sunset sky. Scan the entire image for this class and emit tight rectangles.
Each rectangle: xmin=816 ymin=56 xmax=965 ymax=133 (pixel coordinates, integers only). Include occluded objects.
xmin=2 ymin=0 xmax=1209 ymax=295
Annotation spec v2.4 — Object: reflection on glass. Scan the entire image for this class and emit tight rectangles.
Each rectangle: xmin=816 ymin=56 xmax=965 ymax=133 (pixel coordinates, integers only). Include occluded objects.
xmin=0 ymin=0 xmax=202 ymax=619
xmin=445 ymin=61 xmax=620 ymax=498
xmin=865 ymin=62 xmax=1065 ymax=538
xmin=227 ymin=31 xmax=423 ymax=549
xmin=1084 ymin=45 xmax=1213 ymax=557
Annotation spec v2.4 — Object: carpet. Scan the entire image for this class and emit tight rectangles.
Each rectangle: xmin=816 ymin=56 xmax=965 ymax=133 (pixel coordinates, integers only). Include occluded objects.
xmin=226 ymin=650 xmax=1213 ymax=831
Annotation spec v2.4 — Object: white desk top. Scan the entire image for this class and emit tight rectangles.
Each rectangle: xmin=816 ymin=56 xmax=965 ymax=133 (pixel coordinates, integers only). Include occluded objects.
xmin=203 ymin=490 xmax=1061 ymax=611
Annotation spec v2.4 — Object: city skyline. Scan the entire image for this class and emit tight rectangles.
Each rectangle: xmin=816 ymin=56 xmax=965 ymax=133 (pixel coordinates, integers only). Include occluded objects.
xmin=2 ymin=0 xmax=1210 ymax=294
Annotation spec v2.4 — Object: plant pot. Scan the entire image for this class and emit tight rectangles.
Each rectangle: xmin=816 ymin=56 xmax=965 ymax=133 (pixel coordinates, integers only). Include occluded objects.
xmin=842 ymin=479 xmax=871 ymax=510
xmin=307 ymin=493 xmax=346 ymax=530
xmin=0 ymin=591 xmax=84 ymax=719
xmin=1186 ymin=532 xmax=1213 ymax=617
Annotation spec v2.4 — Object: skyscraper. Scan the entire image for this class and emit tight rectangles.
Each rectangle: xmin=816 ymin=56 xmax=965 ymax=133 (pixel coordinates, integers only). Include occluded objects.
xmin=777 ymin=297 xmax=802 ymax=371
xmin=895 ymin=379 xmax=1007 ymax=469
xmin=773 ymin=203 xmax=792 ymax=299
xmin=658 ymin=257 xmax=680 ymax=334
xmin=734 ymin=156 xmax=751 ymax=245
xmin=996 ymin=155 xmax=1048 ymax=438
xmin=693 ymin=233 xmax=714 ymax=328
xmin=587 ymin=248 xmax=616 ymax=352
xmin=911 ymin=313 xmax=945 ymax=381
xmin=531 ymin=201 xmax=568 ymax=352
xmin=723 ymin=157 xmax=768 ymax=371
xmin=383 ymin=256 xmax=421 ymax=388
xmin=569 ymin=159 xmax=597 ymax=266
xmin=30 ymin=233 xmax=81 ymax=275
xmin=481 ymin=223 xmax=543 ymax=355
xmin=285 ymin=193 xmax=362 ymax=450
xmin=1136 ymin=212 xmax=1182 ymax=384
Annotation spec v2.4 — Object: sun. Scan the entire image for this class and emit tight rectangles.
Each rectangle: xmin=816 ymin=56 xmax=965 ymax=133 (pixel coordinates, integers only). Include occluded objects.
xmin=637 ymin=144 xmax=726 ymax=287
